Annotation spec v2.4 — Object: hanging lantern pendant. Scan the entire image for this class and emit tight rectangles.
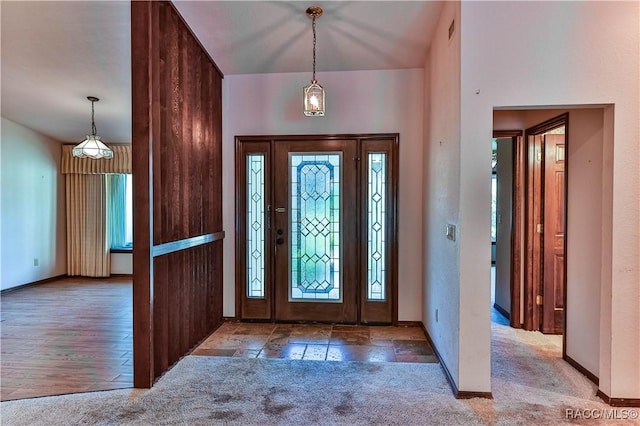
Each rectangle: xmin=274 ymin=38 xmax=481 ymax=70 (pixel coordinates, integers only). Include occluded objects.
xmin=303 ymin=6 xmax=325 ymax=117
xmin=303 ymin=80 xmax=325 ymax=116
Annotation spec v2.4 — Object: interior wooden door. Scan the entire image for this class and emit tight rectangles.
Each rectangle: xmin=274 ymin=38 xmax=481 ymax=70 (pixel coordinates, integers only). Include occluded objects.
xmin=524 ymin=113 xmax=568 ymax=334
xmin=273 ymin=139 xmax=358 ymax=322
xmin=542 ymin=133 xmax=565 ymax=334
xmin=525 ymin=133 xmax=544 ymax=331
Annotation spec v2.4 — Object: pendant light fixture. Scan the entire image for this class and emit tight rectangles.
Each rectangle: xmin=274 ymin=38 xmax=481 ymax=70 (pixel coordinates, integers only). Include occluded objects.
xmin=72 ymin=96 xmax=113 ymax=159
xmin=303 ymin=6 xmax=325 ymax=117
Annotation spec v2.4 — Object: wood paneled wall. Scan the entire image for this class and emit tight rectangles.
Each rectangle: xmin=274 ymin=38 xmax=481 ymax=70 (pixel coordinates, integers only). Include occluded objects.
xmin=132 ymin=1 xmax=224 ymax=388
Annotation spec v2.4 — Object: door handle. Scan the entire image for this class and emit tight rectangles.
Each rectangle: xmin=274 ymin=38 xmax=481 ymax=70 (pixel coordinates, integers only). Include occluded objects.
xmin=276 ymin=237 xmax=284 ymax=245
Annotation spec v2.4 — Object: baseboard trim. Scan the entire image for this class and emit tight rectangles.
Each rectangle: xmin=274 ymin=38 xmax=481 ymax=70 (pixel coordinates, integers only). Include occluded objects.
xmin=596 ymin=390 xmax=640 ymax=407
xmin=493 ymin=303 xmax=510 ymax=320
xmin=418 ymin=322 xmax=493 ymax=400
xmin=456 ymin=390 xmax=495 ymax=399
xmin=397 ymin=321 xmax=423 ymax=327
xmin=419 ymin=323 xmax=454 ymax=392
xmin=563 ymin=354 xmax=599 ymax=386
xmin=1 ymin=274 xmax=68 ymax=294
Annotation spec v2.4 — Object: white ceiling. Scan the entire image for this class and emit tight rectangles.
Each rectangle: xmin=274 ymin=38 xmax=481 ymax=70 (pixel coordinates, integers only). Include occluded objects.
xmin=1 ymin=1 xmax=443 ymax=144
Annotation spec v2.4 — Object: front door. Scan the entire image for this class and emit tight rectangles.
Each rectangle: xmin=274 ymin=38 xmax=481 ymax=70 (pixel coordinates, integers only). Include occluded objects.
xmin=273 ymin=139 xmax=358 ymax=322
xmin=236 ymin=134 xmax=398 ymax=324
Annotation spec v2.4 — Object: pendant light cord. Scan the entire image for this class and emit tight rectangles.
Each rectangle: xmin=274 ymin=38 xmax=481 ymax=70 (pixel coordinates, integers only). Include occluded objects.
xmin=312 ymin=16 xmax=317 ymax=82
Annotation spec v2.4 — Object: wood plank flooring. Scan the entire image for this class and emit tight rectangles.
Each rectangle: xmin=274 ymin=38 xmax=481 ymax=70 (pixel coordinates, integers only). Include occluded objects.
xmin=1 ymin=277 xmax=438 ymax=402
xmin=1 ymin=277 xmax=133 ymax=401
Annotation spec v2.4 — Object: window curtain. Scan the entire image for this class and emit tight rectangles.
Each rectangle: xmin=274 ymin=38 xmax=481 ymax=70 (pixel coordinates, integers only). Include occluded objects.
xmin=61 ymin=145 xmax=131 ymax=277
xmin=108 ymin=174 xmax=127 ymax=249
xmin=65 ymin=174 xmax=110 ymax=276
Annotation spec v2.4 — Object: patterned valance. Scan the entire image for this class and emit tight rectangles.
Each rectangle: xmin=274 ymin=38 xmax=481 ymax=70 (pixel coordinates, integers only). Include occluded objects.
xmin=61 ymin=144 xmax=132 ymax=174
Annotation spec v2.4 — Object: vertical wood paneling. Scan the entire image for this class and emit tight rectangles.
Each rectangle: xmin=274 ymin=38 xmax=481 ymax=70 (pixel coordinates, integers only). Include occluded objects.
xmin=132 ymin=0 xmax=224 ymax=388
xmin=154 ymin=256 xmax=169 ymax=378
xmin=152 ymin=242 xmax=223 ymax=371
xmin=152 ymin=1 xmax=220 ymax=245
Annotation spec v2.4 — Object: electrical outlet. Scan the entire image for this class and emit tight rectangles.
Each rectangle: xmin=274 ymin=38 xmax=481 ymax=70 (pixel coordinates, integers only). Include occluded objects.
xmin=435 ymin=309 xmax=439 ymax=322
xmin=446 ymin=224 xmax=456 ymax=241
xmin=33 ymin=258 xmax=39 ymax=267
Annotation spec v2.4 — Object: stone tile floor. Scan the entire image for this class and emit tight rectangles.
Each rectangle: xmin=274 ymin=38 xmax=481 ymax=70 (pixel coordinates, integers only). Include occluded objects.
xmin=192 ymin=322 xmax=438 ymax=363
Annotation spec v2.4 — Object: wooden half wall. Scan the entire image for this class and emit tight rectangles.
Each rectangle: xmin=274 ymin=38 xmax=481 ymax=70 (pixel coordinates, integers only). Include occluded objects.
xmin=131 ymin=1 xmax=224 ymax=387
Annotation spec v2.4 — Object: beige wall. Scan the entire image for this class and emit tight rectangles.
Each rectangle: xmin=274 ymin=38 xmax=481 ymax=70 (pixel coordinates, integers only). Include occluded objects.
xmin=222 ymin=68 xmax=425 ymax=320
xmin=1 ymin=117 xmax=67 ymax=290
xmin=462 ymin=1 xmax=639 ymax=398
xmin=111 ymin=253 xmax=132 ymax=275
xmin=422 ymin=0 xmax=463 ymax=390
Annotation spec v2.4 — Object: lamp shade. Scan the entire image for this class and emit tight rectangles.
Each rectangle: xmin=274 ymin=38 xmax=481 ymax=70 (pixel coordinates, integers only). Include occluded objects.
xmin=303 ymin=80 xmax=325 ymax=116
xmin=72 ymin=135 xmax=114 ymax=159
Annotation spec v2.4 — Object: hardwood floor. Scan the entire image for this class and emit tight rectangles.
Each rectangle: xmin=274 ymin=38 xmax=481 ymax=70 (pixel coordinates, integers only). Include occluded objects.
xmin=1 ymin=277 xmax=133 ymax=401
xmin=1 ymin=277 xmax=437 ymax=401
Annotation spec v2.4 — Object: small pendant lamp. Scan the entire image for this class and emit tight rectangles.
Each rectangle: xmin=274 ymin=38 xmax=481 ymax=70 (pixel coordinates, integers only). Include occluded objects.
xmin=303 ymin=6 xmax=325 ymax=117
xmin=72 ymin=96 xmax=113 ymax=159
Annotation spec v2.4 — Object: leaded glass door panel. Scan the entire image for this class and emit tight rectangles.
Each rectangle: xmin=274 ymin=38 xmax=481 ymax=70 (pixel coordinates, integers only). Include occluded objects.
xmin=274 ymin=140 xmax=358 ymax=322
xmin=236 ymin=141 xmax=272 ymax=319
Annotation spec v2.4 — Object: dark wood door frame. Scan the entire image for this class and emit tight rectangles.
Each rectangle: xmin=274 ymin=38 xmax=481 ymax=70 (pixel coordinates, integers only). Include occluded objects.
xmin=235 ymin=134 xmax=399 ymax=325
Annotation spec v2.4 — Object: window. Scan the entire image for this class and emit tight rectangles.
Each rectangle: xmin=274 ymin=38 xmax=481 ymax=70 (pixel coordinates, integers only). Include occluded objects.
xmin=109 ymin=174 xmax=133 ymax=250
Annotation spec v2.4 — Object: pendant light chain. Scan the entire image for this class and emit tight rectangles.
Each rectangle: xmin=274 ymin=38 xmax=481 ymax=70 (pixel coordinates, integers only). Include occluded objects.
xmin=312 ymin=16 xmax=317 ymax=82
xmin=90 ymin=99 xmax=97 ymax=136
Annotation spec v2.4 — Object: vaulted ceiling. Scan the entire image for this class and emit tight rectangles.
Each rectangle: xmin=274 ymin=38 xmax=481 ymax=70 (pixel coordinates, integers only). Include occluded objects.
xmin=1 ymin=1 xmax=443 ymax=143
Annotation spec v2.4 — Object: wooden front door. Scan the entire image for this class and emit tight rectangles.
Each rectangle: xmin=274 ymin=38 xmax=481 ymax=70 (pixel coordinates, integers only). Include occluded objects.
xmin=273 ymin=139 xmax=358 ymax=322
xmin=236 ymin=134 xmax=398 ymax=324
xmin=542 ymin=133 xmax=565 ymax=334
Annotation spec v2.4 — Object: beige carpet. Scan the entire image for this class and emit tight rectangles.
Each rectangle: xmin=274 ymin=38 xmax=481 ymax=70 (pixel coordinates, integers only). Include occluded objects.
xmin=2 ymin=318 xmax=637 ymax=425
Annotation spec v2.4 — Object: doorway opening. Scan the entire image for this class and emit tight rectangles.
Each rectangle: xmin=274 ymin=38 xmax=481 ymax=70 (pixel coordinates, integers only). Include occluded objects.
xmin=492 ymin=133 xmax=519 ymax=325
xmin=492 ymin=113 xmax=568 ymax=334
xmin=491 ymin=130 xmax=523 ymax=329
xmin=493 ymin=106 xmax=615 ymax=391
xmin=235 ymin=134 xmax=399 ymax=325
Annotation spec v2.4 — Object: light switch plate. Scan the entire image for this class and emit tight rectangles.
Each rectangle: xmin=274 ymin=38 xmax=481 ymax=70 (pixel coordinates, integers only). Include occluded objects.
xmin=446 ymin=224 xmax=456 ymax=241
